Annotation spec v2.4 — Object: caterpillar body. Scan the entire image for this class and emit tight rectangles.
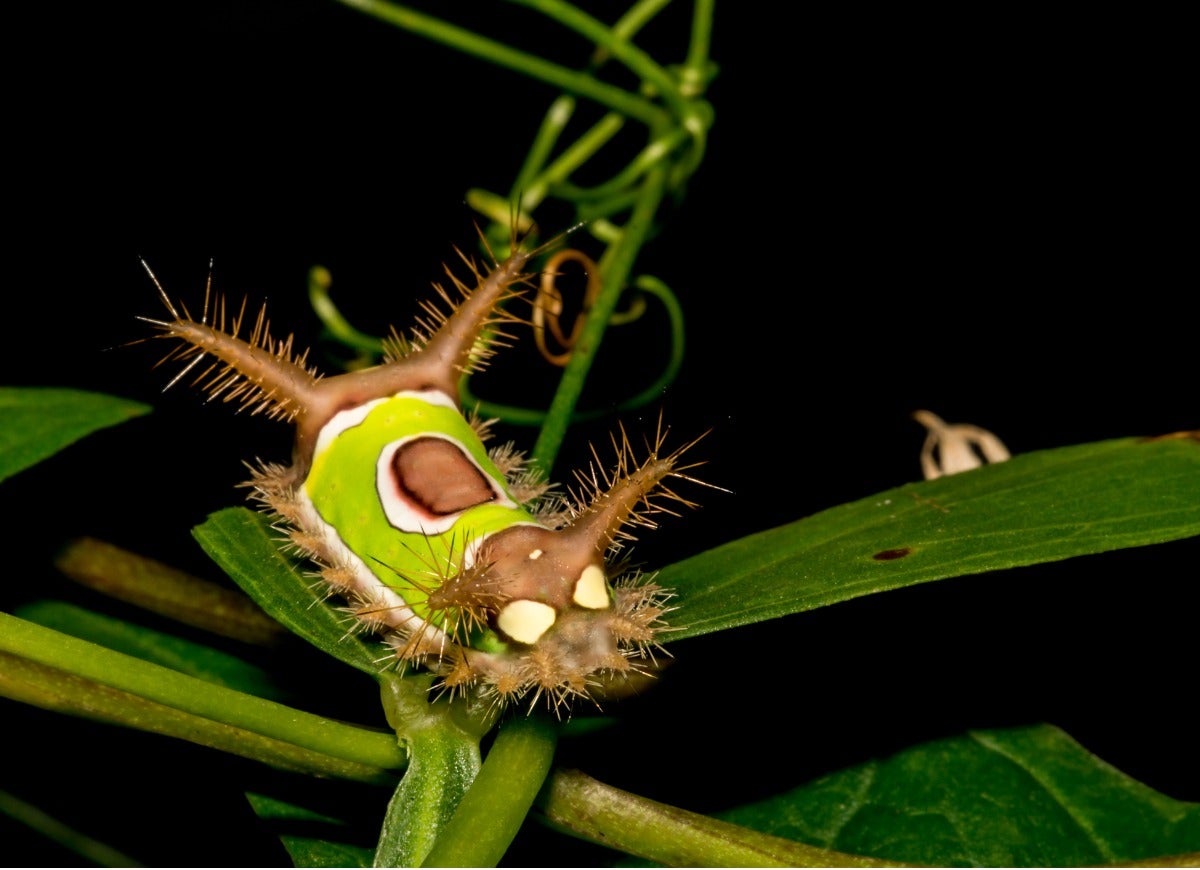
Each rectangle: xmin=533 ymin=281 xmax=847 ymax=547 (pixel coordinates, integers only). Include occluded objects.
xmin=140 ymin=239 xmax=699 ymax=713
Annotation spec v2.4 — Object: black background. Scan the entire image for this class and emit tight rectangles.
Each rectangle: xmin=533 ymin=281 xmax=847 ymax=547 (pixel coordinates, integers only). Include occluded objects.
xmin=4 ymin=2 xmax=1195 ymax=864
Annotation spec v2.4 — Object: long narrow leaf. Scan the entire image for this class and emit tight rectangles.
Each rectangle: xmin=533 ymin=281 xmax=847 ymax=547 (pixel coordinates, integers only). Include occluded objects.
xmin=0 ymin=388 xmax=149 ymax=484
xmin=192 ymin=508 xmax=384 ymax=676
xmin=16 ymin=600 xmax=284 ymax=700
xmin=661 ymin=435 xmax=1200 ymax=640
xmin=245 ymin=793 xmax=374 ymax=868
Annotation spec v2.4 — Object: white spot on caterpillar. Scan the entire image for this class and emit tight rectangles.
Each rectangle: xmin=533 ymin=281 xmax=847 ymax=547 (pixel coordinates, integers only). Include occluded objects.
xmin=528 ymin=548 xmax=543 ymax=560
xmin=573 ymin=564 xmax=610 ymax=609
xmin=312 ymin=390 xmax=457 ymax=458
xmin=497 ymin=599 xmax=557 ymax=644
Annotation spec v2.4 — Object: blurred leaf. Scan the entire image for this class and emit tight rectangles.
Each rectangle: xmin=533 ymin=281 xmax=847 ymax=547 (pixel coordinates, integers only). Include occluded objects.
xmin=245 ymin=793 xmax=374 ymax=868
xmin=721 ymin=724 xmax=1200 ymax=866
xmin=192 ymin=508 xmax=383 ymax=677
xmin=16 ymin=600 xmax=284 ymax=700
xmin=0 ymin=387 xmax=149 ymax=484
xmin=0 ymin=788 xmax=141 ymax=868
xmin=662 ymin=435 xmax=1200 ymax=639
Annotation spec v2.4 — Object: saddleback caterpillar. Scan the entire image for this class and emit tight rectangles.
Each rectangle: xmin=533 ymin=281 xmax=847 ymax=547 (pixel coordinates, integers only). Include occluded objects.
xmin=139 ymin=235 xmax=704 ymax=714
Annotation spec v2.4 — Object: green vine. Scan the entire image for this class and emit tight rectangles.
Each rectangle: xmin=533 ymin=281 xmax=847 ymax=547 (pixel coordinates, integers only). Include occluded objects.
xmin=314 ymin=0 xmax=714 ymax=475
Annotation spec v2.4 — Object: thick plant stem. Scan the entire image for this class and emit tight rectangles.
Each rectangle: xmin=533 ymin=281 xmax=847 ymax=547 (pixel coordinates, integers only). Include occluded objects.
xmin=539 ymin=770 xmax=914 ymax=868
xmin=0 ymin=613 xmax=405 ymax=774
xmin=419 ymin=714 xmax=558 ymax=867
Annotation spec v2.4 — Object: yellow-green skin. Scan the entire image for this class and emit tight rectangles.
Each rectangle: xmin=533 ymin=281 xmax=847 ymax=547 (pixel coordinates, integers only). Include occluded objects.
xmin=303 ymin=391 xmax=538 ymax=653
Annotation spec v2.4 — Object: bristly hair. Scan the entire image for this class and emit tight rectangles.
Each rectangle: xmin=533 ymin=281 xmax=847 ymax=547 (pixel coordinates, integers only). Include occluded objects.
xmin=138 ymin=259 xmax=322 ymax=423
xmin=381 ymin=242 xmax=532 ymax=376
xmin=564 ymin=415 xmax=720 ymax=556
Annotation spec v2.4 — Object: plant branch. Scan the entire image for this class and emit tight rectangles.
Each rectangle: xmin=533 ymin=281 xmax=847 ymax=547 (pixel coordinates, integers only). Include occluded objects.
xmin=333 ymin=0 xmax=668 ymax=126
xmin=539 ymin=769 xmax=914 ymax=867
xmin=0 ymin=651 xmax=395 ymax=783
xmin=0 ymin=613 xmax=405 ymax=774
xmin=419 ymin=714 xmax=558 ymax=867
xmin=507 ymin=0 xmax=692 ymax=121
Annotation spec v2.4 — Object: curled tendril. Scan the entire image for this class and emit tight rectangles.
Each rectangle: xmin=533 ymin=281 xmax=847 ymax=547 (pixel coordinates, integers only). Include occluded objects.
xmin=461 ymin=271 xmax=684 ymax=426
xmin=534 ymin=249 xmax=603 ymax=367
xmin=303 ymin=253 xmax=685 ymax=429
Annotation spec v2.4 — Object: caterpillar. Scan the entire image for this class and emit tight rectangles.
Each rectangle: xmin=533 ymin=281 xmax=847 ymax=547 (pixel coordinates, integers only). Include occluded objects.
xmin=139 ymin=236 xmax=702 ymax=714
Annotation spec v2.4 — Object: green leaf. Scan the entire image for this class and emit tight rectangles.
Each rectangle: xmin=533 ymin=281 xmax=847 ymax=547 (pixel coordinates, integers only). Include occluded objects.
xmin=0 ymin=387 xmax=150 ymax=484
xmin=662 ymin=435 xmax=1200 ymax=640
xmin=374 ymin=727 xmax=481 ymax=868
xmin=15 ymin=600 xmax=285 ymax=700
xmin=720 ymin=723 xmax=1200 ymax=866
xmin=245 ymin=793 xmax=374 ymax=868
xmin=0 ymin=787 xmax=141 ymax=868
xmin=192 ymin=507 xmax=383 ymax=677
xmin=281 ymin=836 xmax=374 ymax=869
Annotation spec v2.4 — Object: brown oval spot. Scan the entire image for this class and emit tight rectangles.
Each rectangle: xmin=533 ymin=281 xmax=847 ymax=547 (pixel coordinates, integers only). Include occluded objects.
xmin=392 ymin=437 xmax=496 ymax=515
xmin=873 ymin=547 xmax=912 ymax=561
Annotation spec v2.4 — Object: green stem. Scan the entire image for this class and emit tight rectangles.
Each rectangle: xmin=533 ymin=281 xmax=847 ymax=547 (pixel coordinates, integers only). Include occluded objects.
xmin=520 ymin=112 xmax=626 ymax=208
xmin=0 ymin=613 xmax=405 ymax=773
xmin=575 ymin=187 xmax=642 ymax=223
xmin=508 ymin=0 xmax=692 ymax=122
xmin=0 ymin=652 xmax=394 ymax=783
xmin=608 ymin=0 xmax=674 ymax=49
xmin=682 ymin=0 xmax=716 ymax=95
xmin=532 ymin=164 xmax=668 ymax=471
xmin=309 ymin=265 xmax=386 ymax=355
xmin=420 ymin=714 xmax=558 ymax=867
xmin=512 ymin=94 xmax=577 ymax=202
xmin=551 ymin=126 xmax=690 ymax=202
xmin=539 ymin=770 xmax=914 ymax=868
xmin=508 ymin=0 xmax=677 ymax=213
xmin=333 ymin=0 xmax=668 ymax=127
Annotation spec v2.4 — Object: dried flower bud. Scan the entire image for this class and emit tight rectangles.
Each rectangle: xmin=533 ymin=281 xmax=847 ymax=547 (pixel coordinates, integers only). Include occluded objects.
xmin=913 ymin=410 xmax=1011 ymax=480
